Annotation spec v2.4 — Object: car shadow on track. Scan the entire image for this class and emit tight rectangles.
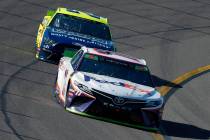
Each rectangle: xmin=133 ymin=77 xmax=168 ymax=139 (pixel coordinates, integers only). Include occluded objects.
xmin=151 ymin=75 xmax=182 ymax=88
xmin=0 ymin=60 xmax=40 ymax=140
xmin=159 ymin=70 xmax=210 ymax=139
xmin=161 ymin=120 xmax=210 ymax=139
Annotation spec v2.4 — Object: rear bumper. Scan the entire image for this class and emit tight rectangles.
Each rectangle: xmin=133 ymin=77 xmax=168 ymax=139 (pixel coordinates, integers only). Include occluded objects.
xmin=36 ymin=47 xmax=61 ymax=64
xmin=36 ymin=45 xmax=79 ymax=63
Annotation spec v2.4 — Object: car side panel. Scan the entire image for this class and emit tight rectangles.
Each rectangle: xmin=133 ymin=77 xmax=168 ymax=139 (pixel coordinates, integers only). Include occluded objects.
xmin=35 ymin=15 xmax=53 ymax=58
xmin=56 ymin=57 xmax=74 ymax=103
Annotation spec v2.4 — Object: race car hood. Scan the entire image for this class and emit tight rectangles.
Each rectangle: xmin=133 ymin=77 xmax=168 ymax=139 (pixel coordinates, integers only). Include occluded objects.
xmin=45 ymin=27 xmax=113 ymax=51
xmin=71 ymin=72 xmax=161 ymax=100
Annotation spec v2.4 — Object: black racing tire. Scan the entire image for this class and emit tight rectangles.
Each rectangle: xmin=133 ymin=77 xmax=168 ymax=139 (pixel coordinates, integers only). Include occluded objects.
xmin=155 ymin=119 xmax=161 ymax=128
xmin=131 ymin=110 xmax=162 ymax=128
xmin=129 ymin=112 xmax=143 ymax=123
xmin=52 ymin=75 xmax=58 ymax=97
xmin=155 ymin=112 xmax=163 ymax=128
xmin=52 ymin=75 xmax=61 ymax=104
xmin=64 ymin=80 xmax=71 ymax=109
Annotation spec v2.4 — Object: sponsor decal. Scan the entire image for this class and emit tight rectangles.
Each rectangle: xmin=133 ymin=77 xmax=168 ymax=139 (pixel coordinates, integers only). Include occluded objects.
xmin=84 ymin=75 xmax=123 ymax=86
xmin=84 ymin=75 xmax=151 ymax=94
xmin=50 ymin=29 xmax=110 ymax=48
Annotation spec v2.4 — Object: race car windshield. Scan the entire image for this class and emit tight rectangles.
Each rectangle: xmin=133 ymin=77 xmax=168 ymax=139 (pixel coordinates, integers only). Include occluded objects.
xmin=78 ymin=53 xmax=154 ymax=87
xmin=49 ymin=14 xmax=111 ymax=40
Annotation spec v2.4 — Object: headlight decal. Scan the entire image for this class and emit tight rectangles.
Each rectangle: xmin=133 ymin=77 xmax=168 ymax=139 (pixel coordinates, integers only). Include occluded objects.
xmin=72 ymin=80 xmax=93 ymax=96
xmin=143 ymin=98 xmax=163 ymax=109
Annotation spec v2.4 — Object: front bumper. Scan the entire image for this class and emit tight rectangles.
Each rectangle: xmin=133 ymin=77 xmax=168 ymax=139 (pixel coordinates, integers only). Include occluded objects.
xmin=65 ymin=88 xmax=164 ymax=127
xmin=66 ymin=107 xmax=159 ymax=131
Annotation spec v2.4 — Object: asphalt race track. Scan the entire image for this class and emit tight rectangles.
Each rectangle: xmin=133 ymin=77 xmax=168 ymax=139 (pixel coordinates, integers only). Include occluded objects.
xmin=0 ymin=0 xmax=210 ymax=140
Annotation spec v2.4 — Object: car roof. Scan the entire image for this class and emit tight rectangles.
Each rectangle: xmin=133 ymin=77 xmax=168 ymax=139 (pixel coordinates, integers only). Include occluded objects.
xmin=83 ymin=47 xmax=147 ymax=66
xmin=56 ymin=8 xmax=108 ymax=25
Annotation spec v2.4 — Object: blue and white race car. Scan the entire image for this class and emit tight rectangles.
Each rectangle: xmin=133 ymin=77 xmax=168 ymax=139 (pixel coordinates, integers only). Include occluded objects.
xmin=35 ymin=8 xmax=114 ymax=63
xmin=54 ymin=47 xmax=164 ymax=128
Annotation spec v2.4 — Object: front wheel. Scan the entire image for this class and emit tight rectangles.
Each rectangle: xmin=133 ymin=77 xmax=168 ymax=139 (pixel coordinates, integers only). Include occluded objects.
xmin=155 ymin=111 xmax=163 ymax=128
xmin=64 ymin=81 xmax=71 ymax=109
xmin=131 ymin=110 xmax=162 ymax=128
xmin=52 ymin=75 xmax=58 ymax=97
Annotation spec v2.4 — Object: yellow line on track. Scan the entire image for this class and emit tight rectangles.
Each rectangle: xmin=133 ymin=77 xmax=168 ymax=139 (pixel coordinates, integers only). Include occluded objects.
xmin=152 ymin=64 xmax=210 ymax=140
xmin=152 ymin=132 xmax=165 ymax=140
xmin=159 ymin=65 xmax=210 ymax=96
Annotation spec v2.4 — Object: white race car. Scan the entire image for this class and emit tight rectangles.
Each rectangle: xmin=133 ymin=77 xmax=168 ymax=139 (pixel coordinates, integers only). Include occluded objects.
xmin=54 ymin=47 xmax=164 ymax=128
